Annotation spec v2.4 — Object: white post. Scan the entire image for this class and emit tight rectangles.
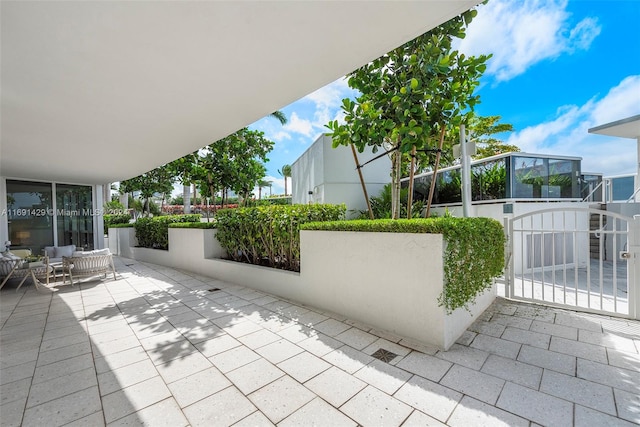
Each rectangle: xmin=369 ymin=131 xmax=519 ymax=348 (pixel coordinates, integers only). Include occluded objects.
xmin=630 ymin=215 xmax=640 ymax=319
xmin=183 ymin=185 xmax=191 ymax=214
xmin=460 ymin=125 xmax=472 ymax=218
xmin=636 ymin=137 xmax=640 ymax=202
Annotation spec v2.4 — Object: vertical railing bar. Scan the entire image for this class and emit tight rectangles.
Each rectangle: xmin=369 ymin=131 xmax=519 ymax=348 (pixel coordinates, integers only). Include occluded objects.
xmin=530 ymin=215 xmax=535 ymax=300
xmin=586 ymin=210 xmax=592 ymax=310
xmin=599 ymin=212 xmax=604 ymax=311
xmin=612 ymin=217 xmax=618 ymax=313
xmin=540 ymin=214 xmax=546 ymax=301
xmin=574 ymin=210 xmax=579 ymax=307
xmin=563 ymin=210 xmax=567 ymax=304
xmin=552 ymin=211 xmax=556 ymax=303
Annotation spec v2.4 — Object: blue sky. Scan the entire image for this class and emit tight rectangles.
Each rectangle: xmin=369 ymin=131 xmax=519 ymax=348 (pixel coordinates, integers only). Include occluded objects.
xmin=250 ymin=0 xmax=640 ymax=196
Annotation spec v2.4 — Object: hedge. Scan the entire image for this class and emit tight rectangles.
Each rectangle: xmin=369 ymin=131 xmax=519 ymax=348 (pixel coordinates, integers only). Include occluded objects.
xmin=134 ymin=214 xmax=201 ymax=250
xmin=215 ymin=204 xmax=345 ymax=272
xmin=104 ymin=213 xmax=131 ymax=231
xmin=168 ymin=222 xmax=217 ymax=229
xmin=301 ymin=217 xmax=505 ymax=313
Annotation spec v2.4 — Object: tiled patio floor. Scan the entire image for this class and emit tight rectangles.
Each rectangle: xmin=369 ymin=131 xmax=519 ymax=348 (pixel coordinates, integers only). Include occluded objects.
xmin=1 ymin=257 xmax=639 ymax=426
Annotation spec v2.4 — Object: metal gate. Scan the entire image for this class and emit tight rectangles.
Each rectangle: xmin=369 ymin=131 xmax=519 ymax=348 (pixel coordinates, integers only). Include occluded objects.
xmin=504 ymin=207 xmax=640 ymax=319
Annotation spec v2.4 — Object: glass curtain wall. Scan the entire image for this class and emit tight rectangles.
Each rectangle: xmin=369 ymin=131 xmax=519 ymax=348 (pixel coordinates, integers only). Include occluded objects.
xmin=5 ymin=180 xmax=94 ymax=254
xmin=5 ymin=180 xmax=54 ymax=254
xmin=56 ymin=184 xmax=94 ymax=250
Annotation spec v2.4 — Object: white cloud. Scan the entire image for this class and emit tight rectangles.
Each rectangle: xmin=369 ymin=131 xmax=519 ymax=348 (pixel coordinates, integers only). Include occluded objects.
xmin=459 ymin=0 xmax=601 ymax=81
xmin=271 ymin=131 xmax=292 ymax=142
xmin=284 ymin=112 xmax=314 ymax=137
xmin=503 ymin=75 xmax=640 ymax=176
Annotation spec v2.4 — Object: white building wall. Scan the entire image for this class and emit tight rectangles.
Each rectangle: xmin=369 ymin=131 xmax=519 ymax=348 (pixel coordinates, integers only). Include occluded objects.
xmin=292 ymin=134 xmax=391 ymax=215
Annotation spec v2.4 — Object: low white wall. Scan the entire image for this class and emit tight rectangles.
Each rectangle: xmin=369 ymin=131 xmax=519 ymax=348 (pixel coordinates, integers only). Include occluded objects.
xmin=108 ymin=226 xmax=495 ymax=350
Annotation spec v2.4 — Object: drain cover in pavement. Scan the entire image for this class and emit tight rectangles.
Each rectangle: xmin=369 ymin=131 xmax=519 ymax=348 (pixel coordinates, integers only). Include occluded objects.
xmin=371 ymin=348 xmax=398 ymax=363
xmin=207 ymin=288 xmax=221 ymax=292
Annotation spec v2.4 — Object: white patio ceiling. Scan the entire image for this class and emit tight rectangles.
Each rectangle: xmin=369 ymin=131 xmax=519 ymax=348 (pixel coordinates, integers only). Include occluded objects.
xmin=1 ymin=1 xmax=479 ymax=185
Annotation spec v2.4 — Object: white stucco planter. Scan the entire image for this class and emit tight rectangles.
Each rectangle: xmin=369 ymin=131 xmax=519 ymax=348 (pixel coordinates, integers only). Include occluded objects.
xmin=109 ymin=226 xmax=495 ymax=350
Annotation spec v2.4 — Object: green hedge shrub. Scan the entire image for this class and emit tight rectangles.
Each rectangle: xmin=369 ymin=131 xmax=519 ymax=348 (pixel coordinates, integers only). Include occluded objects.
xmin=109 ymin=223 xmax=134 ymax=228
xmin=215 ymin=204 xmax=345 ymax=272
xmin=134 ymin=214 xmax=201 ymax=250
xmin=104 ymin=213 xmax=131 ymax=231
xmin=302 ymin=217 xmax=505 ymax=313
xmin=168 ymin=222 xmax=217 ymax=229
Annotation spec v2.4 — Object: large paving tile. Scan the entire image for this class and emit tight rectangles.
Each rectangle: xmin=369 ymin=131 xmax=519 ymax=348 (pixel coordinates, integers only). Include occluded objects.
xmin=305 ymin=366 xmax=367 ymax=407
xmin=107 ymin=397 xmax=189 ymax=427
xmin=394 ymin=375 xmax=462 ymax=423
xmin=208 ymin=345 xmax=261 ymax=373
xmin=496 ymin=381 xmax=573 ymax=427
xmin=226 ymin=358 xmax=284 ymax=395
xmin=435 ymin=343 xmax=489 ymax=370
xmin=529 ymin=319 xmax=578 ymax=340
xmin=27 ymin=367 xmax=97 ymax=408
xmin=480 ymin=354 xmax=542 ymax=389
xmin=334 ymin=327 xmax=378 ymax=350
xmin=94 ymin=346 xmax=149 ymax=374
xmin=102 ymin=376 xmax=172 ymax=423
xmin=396 ymin=351 xmax=452 ymax=382
xmin=439 ymin=364 xmax=505 ymax=405
xmin=32 ymin=353 xmax=93 ymax=384
xmin=578 ymin=329 xmax=638 ymax=353
xmin=577 ymin=358 xmax=640 ymax=394
xmin=22 ymin=385 xmax=102 ymax=426
xmin=0 ymin=377 xmax=31 ymax=407
xmin=297 ymin=333 xmax=344 ymax=357
xmin=98 ymin=359 xmax=159 ymax=396
xmin=502 ymin=326 xmax=550 ymax=349
xmin=248 ymin=375 xmax=315 ymax=424
xmin=550 ymin=336 xmax=608 ymax=363
xmin=232 ymin=411 xmax=275 ymax=427
xmin=276 ymin=351 xmax=331 ymax=383
xmin=401 ymin=410 xmax=446 ymax=426
xmin=279 ymin=397 xmax=357 ymax=427
xmin=574 ymin=405 xmax=638 ymax=427
xmin=322 ymin=344 xmax=374 ymax=374
xmin=540 ymin=369 xmax=616 ymax=415
xmin=614 ymin=388 xmax=640 ymax=424
xmin=154 ymin=351 xmax=212 ymax=384
xmin=168 ymin=366 xmax=231 ymax=408
xmin=1 ymin=397 xmax=28 ymax=427
xmin=448 ymin=395 xmax=529 ymax=427
xmin=341 ymin=385 xmax=412 ymax=427
xmin=354 ymin=359 xmax=412 ymax=395
xmin=469 ymin=334 xmax=521 ymax=359
xmin=183 ymin=386 xmax=256 ymax=427
xmin=195 ymin=334 xmax=241 ymax=357
xmin=255 ymin=339 xmax=303 ymax=364
xmin=517 ymin=344 xmax=576 ymax=375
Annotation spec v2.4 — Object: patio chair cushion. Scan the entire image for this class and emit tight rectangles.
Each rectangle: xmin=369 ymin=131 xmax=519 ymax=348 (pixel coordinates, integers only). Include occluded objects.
xmin=9 ymin=249 xmax=32 ymax=258
xmin=44 ymin=246 xmax=56 ymax=258
xmin=54 ymin=245 xmax=76 ymax=258
xmin=72 ymin=248 xmax=111 ymax=257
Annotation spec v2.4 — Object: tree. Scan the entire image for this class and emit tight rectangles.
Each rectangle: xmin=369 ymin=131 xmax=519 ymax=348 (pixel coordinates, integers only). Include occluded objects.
xmin=278 ymin=164 xmax=292 ymax=195
xmin=327 ymin=7 xmax=489 ymax=218
xmin=468 ymin=115 xmax=518 ymax=159
xmin=167 ymin=152 xmax=199 ymax=214
xmin=194 ymin=128 xmax=274 ymax=211
xmin=270 ymin=110 xmax=288 ymax=125
xmin=120 ymin=164 xmax=174 ymax=217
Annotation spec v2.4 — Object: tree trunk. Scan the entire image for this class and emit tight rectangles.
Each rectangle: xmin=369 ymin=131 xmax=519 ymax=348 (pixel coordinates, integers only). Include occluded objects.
xmin=407 ymin=145 xmax=416 ymax=219
xmin=350 ymin=143 xmax=374 ymax=219
xmin=424 ymin=125 xmax=447 ymax=218
xmin=284 ymin=176 xmax=288 ymax=196
xmin=390 ymin=146 xmax=402 ymax=220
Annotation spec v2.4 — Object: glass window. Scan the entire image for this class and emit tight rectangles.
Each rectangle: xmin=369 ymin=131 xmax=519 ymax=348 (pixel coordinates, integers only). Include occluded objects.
xmin=56 ymin=184 xmax=94 ymax=250
xmin=435 ymin=169 xmax=461 ymax=204
xmin=548 ymin=159 xmax=577 ymax=198
xmin=472 ymin=158 xmax=507 ymax=201
xmin=6 ymin=180 xmax=54 ymax=254
xmin=513 ymin=157 xmax=548 ymax=198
